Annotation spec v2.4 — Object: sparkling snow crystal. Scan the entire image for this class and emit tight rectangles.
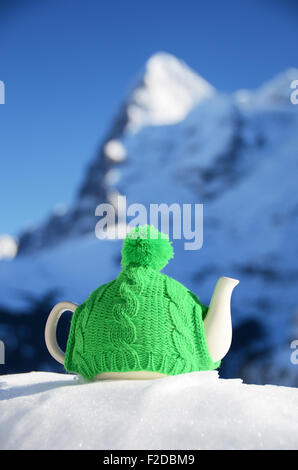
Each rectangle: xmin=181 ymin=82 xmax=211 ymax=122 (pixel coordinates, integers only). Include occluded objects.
xmin=0 ymin=371 xmax=298 ymax=450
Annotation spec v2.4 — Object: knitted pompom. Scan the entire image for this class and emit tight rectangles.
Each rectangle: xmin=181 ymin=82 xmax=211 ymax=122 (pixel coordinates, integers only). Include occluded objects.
xmin=121 ymin=225 xmax=174 ymax=271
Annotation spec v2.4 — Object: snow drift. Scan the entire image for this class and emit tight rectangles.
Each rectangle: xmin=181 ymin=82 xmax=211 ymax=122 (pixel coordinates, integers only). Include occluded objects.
xmin=0 ymin=371 xmax=298 ymax=450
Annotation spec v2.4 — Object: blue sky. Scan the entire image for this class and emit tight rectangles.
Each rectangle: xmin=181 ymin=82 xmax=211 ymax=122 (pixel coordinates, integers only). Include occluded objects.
xmin=0 ymin=0 xmax=298 ymax=237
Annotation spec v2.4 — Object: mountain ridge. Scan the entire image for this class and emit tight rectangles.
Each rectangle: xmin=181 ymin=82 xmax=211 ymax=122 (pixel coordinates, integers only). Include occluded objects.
xmin=16 ymin=55 xmax=297 ymax=256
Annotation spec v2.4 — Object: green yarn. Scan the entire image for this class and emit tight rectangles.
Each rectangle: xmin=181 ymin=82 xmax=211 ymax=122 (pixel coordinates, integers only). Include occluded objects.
xmin=121 ymin=225 xmax=174 ymax=271
xmin=64 ymin=225 xmax=220 ymax=380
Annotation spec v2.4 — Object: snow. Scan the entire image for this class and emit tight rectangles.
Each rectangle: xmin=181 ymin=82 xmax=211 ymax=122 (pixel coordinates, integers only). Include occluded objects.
xmin=125 ymin=52 xmax=215 ymax=131
xmin=53 ymin=203 xmax=68 ymax=217
xmin=0 ymin=233 xmax=121 ymax=311
xmin=0 ymin=371 xmax=298 ymax=450
xmin=0 ymin=235 xmax=18 ymax=259
xmin=253 ymin=68 xmax=298 ymax=106
xmin=104 ymin=139 xmax=127 ymax=162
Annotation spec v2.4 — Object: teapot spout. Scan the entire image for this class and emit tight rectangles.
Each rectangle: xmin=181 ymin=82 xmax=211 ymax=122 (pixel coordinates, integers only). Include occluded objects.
xmin=203 ymin=276 xmax=239 ymax=363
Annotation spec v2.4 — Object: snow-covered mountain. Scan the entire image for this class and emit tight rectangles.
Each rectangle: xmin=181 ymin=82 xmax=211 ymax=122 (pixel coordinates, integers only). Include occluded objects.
xmin=17 ymin=52 xmax=214 ymax=255
xmin=1 ymin=53 xmax=298 ymax=387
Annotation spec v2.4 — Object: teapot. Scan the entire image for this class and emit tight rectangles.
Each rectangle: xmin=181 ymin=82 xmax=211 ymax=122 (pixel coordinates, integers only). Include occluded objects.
xmin=45 ymin=225 xmax=239 ymax=381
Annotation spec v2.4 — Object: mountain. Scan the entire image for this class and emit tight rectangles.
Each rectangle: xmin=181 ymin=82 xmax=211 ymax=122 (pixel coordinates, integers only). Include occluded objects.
xmin=17 ymin=52 xmax=214 ymax=255
xmin=0 ymin=53 xmax=298 ymax=387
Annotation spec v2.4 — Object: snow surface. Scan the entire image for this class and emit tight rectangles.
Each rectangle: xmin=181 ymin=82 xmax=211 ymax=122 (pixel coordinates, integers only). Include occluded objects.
xmin=0 ymin=371 xmax=298 ymax=450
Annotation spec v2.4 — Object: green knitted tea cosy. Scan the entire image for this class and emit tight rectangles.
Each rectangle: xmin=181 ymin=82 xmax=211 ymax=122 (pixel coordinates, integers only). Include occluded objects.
xmin=64 ymin=225 xmax=220 ymax=380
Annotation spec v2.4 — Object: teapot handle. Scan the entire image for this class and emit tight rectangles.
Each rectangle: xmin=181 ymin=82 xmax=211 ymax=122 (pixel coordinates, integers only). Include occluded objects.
xmin=45 ymin=301 xmax=78 ymax=365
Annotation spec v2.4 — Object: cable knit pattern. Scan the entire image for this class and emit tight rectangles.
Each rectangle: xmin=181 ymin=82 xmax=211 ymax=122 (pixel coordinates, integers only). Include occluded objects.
xmin=64 ymin=281 xmax=113 ymax=378
xmin=64 ymin=225 xmax=220 ymax=380
xmin=109 ymin=268 xmax=143 ymax=370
